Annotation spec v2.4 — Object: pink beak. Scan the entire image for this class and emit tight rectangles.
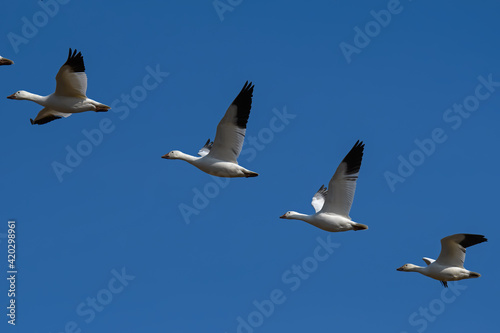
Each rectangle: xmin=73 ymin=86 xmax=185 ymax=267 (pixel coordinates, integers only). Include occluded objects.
xmin=161 ymin=154 xmax=170 ymax=159
xmin=279 ymin=214 xmax=287 ymax=219
xmin=6 ymin=93 xmax=16 ymax=99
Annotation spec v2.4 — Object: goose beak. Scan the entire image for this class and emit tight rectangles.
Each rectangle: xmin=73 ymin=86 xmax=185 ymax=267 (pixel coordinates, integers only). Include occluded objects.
xmin=396 ymin=266 xmax=404 ymax=271
xmin=6 ymin=93 xmax=16 ymax=99
xmin=279 ymin=214 xmax=286 ymax=219
xmin=161 ymin=154 xmax=170 ymax=159
xmin=0 ymin=58 xmax=14 ymax=66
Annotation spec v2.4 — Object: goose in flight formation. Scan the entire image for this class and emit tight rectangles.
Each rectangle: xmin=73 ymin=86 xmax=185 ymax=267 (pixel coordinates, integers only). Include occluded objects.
xmin=280 ymin=141 xmax=368 ymax=232
xmin=0 ymin=56 xmax=14 ymax=66
xmin=7 ymin=48 xmax=110 ymax=125
xmin=162 ymin=81 xmax=259 ymax=178
xmin=397 ymin=233 xmax=487 ymax=287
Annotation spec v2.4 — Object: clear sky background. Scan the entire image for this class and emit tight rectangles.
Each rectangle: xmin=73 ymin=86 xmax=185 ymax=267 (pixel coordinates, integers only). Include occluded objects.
xmin=1 ymin=0 xmax=499 ymax=332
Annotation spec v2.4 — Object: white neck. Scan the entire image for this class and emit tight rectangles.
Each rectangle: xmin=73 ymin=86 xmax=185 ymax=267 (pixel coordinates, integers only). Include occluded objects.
xmin=408 ymin=265 xmax=427 ymax=274
xmin=22 ymin=91 xmax=47 ymax=104
xmin=176 ymin=151 xmax=200 ymax=164
xmin=287 ymin=212 xmax=312 ymax=222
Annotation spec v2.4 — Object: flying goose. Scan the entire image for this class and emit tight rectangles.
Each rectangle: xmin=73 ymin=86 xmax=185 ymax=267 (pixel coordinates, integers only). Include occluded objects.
xmin=162 ymin=81 xmax=258 ymax=178
xmin=0 ymin=56 xmax=14 ymax=66
xmin=397 ymin=233 xmax=487 ymax=287
xmin=280 ymin=141 xmax=368 ymax=232
xmin=7 ymin=48 xmax=110 ymax=125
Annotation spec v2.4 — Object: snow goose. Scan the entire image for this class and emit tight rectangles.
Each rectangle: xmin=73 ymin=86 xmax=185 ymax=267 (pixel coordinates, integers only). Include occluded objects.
xmin=397 ymin=233 xmax=487 ymax=287
xmin=162 ymin=81 xmax=259 ymax=178
xmin=0 ymin=56 xmax=14 ymax=66
xmin=7 ymin=48 xmax=110 ymax=125
xmin=280 ymin=141 xmax=368 ymax=232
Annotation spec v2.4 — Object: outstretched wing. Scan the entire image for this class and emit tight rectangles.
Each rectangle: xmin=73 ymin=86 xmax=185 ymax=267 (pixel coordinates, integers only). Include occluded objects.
xmin=311 ymin=185 xmax=327 ymax=213
xmin=422 ymin=257 xmax=435 ymax=266
xmin=198 ymin=139 xmax=213 ymax=157
xmin=54 ymin=48 xmax=87 ymax=98
xmin=30 ymin=108 xmax=71 ymax=125
xmin=208 ymin=81 xmax=254 ymax=163
xmin=436 ymin=234 xmax=487 ymax=268
xmin=320 ymin=141 xmax=365 ymax=218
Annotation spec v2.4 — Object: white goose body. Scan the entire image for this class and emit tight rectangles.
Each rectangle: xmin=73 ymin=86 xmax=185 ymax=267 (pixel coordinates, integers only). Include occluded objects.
xmin=282 ymin=211 xmax=362 ymax=232
xmin=404 ymin=262 xmax=476 ymax=282
xmin=17 ymin=92 xmax=104 ymax=113
xmin=432 ymin=265 xmax=476 ymax=281
xmin=397 ymin=234 xmax=487 ymax=287
xmin=7 ymin=49 xmax=110 ymax=125
xmin=167 ymin=151 xmax=257 ymax=178
xmin=162 ymin=82 xmax=258 ymax=178
xmin=280 ymin=141 xmax=368 ymax=232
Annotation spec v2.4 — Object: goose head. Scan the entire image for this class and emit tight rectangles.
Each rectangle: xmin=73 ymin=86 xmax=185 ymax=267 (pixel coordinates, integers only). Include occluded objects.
xmin=7 ymin=90 xmax=29 ymax=100
xmin=162 ymin=150 xmax=182 ymax=160
xmin=396 ymin=263 xmax=420 ymax=272
xmin=280 ymin=211 xmax=300 ymax=219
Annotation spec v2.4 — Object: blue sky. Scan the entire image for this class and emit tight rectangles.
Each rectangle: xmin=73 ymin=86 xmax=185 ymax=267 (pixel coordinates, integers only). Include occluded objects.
xmin=1 ymin=0 xmax=499 ymax=332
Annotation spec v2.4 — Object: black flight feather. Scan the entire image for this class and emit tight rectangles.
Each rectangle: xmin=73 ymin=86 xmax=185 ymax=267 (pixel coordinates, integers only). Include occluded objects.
xmin=341 ymin=140 xmax=365 ymax=175
xmin=231 ymin=81 xmax=254 ymax=129
xmin=64 ymin=48 xmax=85 ymax=73
xmin=30 ymin=115 xmax=61 ymax=125
xmin=459 ymin=234 xmax=487 ymax=249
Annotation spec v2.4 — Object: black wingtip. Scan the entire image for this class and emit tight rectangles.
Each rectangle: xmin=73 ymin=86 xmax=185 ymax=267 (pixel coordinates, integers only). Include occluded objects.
xmin=202 ymin=139 xmax=213 ymax=150
xmin=317 ymin=184 xmax=327 ymax=193
xmin=440 ymin=281 xmax=448 ymax=288
xmin=459 ymin=234 xmax=488 ymax=248
xmin=342 ymin=140 xmax=365 ymax=175
xmin=30 ymin=115 xmax=62 ymax=125
xmin=231 ymin=81 xmax=254 ymax=129
xmin=315 ymin=185 xmax=328 ymax=198
xmin=241 ymin=81 xmax=254 ymax=92
xmin=64 ymin=48 xmax=85 ymax=72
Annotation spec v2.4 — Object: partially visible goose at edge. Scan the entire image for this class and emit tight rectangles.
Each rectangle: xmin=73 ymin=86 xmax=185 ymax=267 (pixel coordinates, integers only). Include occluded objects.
xmin=0 ymin=55 xmax=14 ymax=66
xmin=280 ymin=141 xmax=368 ymax=232
xmin=162 ymin=81 xmax=259 ymax=178
xmin=7 ymin=48 xmax=110 ymax=125
xmin=397 ymin=233 xmax=487 ymax=287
